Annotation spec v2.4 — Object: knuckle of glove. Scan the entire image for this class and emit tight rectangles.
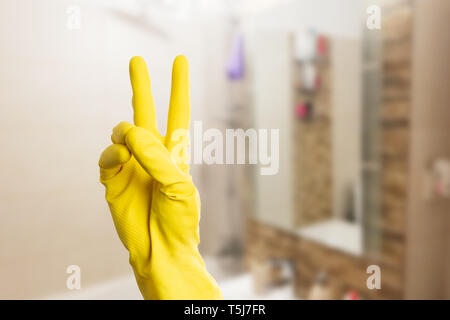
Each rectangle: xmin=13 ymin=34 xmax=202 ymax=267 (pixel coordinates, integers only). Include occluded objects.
xmin=159 ymin=181 xmax=195 ymax=199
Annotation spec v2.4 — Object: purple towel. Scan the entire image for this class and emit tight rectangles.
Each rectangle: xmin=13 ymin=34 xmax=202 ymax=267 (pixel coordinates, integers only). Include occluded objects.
xmin=226 ymin=35 xmax=244 ymax=80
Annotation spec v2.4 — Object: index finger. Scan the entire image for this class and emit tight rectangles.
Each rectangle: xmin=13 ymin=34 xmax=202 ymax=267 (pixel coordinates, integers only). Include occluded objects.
xmin=129 ymin=56 xmax=160 ymax=137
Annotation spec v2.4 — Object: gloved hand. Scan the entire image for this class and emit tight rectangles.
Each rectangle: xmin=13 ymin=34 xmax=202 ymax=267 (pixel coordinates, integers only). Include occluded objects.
xmin=98 ymin=56 xmax=223 ymax=300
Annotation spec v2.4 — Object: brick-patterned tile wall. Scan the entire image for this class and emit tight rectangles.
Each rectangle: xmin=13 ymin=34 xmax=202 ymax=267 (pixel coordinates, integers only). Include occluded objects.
xmin=291 ymin=39 xmax=333 ymax=227
xmin=244 ymin=218 xmax=403 ymax=299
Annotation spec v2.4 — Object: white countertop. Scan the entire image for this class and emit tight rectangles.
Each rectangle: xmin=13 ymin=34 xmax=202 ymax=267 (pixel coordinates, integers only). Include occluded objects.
xmin=297 ymin=219 xmax=363 ymax=256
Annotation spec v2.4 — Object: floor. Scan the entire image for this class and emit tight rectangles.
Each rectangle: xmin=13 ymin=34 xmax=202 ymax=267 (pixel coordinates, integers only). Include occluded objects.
xmin=45 ymin=257 xmax=295 ymax=300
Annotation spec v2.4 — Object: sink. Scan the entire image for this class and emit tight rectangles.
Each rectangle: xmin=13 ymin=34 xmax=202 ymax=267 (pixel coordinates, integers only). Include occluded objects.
xmin=220 ymin=274 xmax=296 ymax=300
xmin=297 ymin=219 xmax=363 ymax=256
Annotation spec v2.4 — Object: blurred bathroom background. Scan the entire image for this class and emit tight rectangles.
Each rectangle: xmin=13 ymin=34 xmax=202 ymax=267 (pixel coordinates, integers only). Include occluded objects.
xmin=0 ymin=0 xmax=449 ymax=299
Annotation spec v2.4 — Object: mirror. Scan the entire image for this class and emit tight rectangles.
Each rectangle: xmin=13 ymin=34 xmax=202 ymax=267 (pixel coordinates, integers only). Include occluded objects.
xmin=248 ymin=27 xmax=382 ymax=257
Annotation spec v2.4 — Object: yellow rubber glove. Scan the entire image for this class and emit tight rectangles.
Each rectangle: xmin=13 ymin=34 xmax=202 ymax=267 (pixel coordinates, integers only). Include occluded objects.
xmin=98 ymin=56 xmax=223 ymax=300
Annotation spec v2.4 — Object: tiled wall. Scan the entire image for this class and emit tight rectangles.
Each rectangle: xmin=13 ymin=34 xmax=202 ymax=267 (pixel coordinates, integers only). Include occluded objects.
xmin=245 ymin=218 xmax=403 ymax=299
xmin=291 ymin=38 xmax=333 ymax=227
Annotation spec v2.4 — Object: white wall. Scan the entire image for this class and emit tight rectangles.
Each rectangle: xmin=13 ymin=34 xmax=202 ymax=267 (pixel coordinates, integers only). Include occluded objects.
xmin=247 ymin=30 xmax=293 ymax=230
xmin=331 ymin=38 xmax=362 ymax=220
xmin=405 ymin=0 xmax=450 ymax=300
xmin=0 ymin=0 xmax=231 ymax=298
xmin=241 ymin=0 xmax=363 ymax=39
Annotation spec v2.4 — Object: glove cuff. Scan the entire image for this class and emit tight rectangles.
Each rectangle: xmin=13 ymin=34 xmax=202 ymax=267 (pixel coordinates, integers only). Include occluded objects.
xmin=132 ymin=260 xmax=223 ymax=300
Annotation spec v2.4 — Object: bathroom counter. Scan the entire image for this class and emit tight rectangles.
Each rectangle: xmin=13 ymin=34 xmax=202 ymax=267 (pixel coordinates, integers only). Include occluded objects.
xmin=297 ymin=219 xmax=362 ymax=256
